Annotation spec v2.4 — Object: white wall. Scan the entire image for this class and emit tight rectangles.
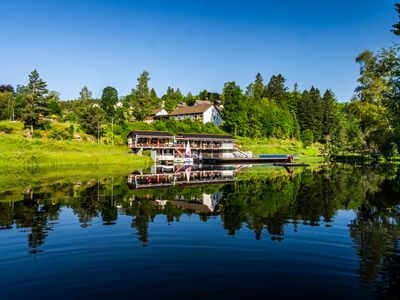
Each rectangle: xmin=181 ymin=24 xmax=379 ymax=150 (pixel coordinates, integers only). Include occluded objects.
xmin=203 ymin=106 xmax=222 ymax=126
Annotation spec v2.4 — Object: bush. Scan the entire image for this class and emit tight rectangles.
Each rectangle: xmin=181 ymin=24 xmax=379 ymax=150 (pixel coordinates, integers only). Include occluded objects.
xmin=48 ymin=128 xmax=71 ymax=140
xmin=0 ymin=124 xmax=13 ymax=134
xmin=32 ymin=131 xmax=42 ymax=139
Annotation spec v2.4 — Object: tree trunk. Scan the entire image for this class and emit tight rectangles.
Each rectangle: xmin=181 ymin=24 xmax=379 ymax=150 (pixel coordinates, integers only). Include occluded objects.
xmin=31 ymin=123 xmax=33 ymax=135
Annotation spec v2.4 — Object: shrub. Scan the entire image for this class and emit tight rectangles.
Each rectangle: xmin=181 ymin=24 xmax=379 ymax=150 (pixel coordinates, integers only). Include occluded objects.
xmin=0 ymin=125 xmax=13 ymax=134
xmin=32 ymin=131 xmax=42 ymax=138
xmin=48 ymin=128 xmax=71 ymax=140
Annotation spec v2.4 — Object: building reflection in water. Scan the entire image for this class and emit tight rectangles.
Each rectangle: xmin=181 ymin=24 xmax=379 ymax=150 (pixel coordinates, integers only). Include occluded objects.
xmin=127 ymin=164 xmax=241 ymax=213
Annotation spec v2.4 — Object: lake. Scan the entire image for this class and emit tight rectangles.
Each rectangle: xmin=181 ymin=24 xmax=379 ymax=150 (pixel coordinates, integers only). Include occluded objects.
xmin=0 ymin=164 xmax=399 ymax=299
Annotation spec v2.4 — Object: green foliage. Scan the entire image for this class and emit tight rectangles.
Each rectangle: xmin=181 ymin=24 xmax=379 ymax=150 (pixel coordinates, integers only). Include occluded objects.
xmin=0 ymin=91 xmax=15 ymax=120
xmin=265 ymin=74 xmax=288 ymax=107
xmin=48 ymin=128 xmax=72 ymax=140
xmin=101 ymin=86 xmax=119 ymax=120
xmin=79 ymin=86 xmax=92 ymax=100
xmin=392 ymin=3 xmax=400 ymax=36
xmin=0 ymin=124 xmax=14 ymax=134
xmin=21 ymin=69 xmax=49 ymax=132
xmin=301 ymin=129 xmax=314 ymax=147
xmin=0 ymin=135 xmax=152 ymax=168
xmin=32 ymin=131 xmax=42 ymax=139
xmin=126 ymin=119 xmax=225 ymax=135
xmin=355 ymin=50 xmax=390 ymax=103
xmin=128 ymin=71 xmax=153 ymax=121
xmin=221 ymin=81 xmax=248 ymax=136
xmin=162 ymin=86 xmax=184 ymax=112
xmin=78 ymin=102 xmax=104 ymax=136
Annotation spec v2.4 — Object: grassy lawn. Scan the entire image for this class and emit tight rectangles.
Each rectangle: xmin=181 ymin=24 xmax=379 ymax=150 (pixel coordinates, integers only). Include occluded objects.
xmin=0 ymin=121 xmax=152 ymax=168
xmin=236 ymin=137 xmax=323 ymax=162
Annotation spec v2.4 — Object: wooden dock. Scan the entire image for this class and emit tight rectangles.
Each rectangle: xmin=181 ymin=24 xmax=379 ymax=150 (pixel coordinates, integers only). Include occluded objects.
xmin=273 ymin=163 xmax=309 ymax=167
xmin=201 ymin=157 xmax=291 ymax=164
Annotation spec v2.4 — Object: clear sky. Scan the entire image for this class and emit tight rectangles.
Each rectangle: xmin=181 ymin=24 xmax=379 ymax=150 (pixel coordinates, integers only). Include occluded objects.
xmin=0 ymin=0 xmax=398 ymax=101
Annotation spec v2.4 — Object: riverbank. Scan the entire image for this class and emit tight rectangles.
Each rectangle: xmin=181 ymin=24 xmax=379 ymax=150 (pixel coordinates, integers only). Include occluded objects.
xmin=236 ymin=136 xmax=324 ymax=163
xmin=0 ymin=135 xmax=152 ymax=168
xmin=0 ymin=121 xmax=322 ymax=167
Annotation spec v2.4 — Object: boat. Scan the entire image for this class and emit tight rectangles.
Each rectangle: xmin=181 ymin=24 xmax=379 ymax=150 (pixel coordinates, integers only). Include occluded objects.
xmin=174 ymin=141 xmax=194 ymax=165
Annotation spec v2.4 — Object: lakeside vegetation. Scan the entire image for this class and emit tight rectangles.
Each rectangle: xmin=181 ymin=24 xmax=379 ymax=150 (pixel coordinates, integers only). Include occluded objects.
xmin=1 ymin=5 xmax=400 ymax=164
xmin=0 ymin=121 xmax=151 ymax=168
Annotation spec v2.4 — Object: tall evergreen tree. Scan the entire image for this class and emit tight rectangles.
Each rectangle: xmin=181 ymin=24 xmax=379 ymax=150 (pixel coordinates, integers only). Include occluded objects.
xmin=322 ymin=90 xmax=338 ymax=137
xmin=22 ymin=69 xmax=49 ymax=133
xmin=265 ymin=74 xmax=288 ymax=106
xmin=129 ymin=71 xmax=152 ymax=121
xmin=150 ymin=88 xmax=160 ymax=108
xmin=309 ymin=87 xmax=323 ymax=140
xmin=0 ymin=84 xmax=14 ymax=93
xmin=391 ymin=3 xmax=400 ymax=36
xmin=246 ymin=73 xmax=265 ymax=101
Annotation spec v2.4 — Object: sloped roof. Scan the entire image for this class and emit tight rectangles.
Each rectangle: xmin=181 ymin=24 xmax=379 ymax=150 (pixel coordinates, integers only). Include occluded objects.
xmin=127 ymin=130 xmax=173 ymax=138
xmin=169 ymin=104 xmax=214 ymax=116
xmin=150 ymin=108 xmax=168 ymax=116
xmin=194 ymin=100 xmax=213 ymax=106
xmin=177 ymin=133 xmax=235 ymax=140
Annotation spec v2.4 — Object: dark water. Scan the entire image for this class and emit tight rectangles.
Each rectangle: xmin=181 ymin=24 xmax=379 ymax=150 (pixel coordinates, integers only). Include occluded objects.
xmin=0 ymin=164 xmax=399 ymax=299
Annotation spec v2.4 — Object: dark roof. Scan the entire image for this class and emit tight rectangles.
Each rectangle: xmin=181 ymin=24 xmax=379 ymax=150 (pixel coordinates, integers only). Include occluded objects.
xmin=127 ymin=130 xmax=173 ymax=138
xmin=169 ymin=104 xmax=214 ymax=116
xmin=176 ymin=133 xmax=235 ymax=140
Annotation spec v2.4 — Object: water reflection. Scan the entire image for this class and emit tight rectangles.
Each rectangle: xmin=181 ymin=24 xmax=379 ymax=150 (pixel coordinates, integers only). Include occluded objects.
xmin=0 ymin=164 xmax=399 ymax=298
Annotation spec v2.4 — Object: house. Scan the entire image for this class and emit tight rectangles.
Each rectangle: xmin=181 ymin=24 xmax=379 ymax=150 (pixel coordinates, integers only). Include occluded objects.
xmin=143 ymin=108 xmax=169 ymax=123
xmin=168 ymin=104 xmax=222 ymax=126
xmin=127 ymin=130 xmax=236 ymax=160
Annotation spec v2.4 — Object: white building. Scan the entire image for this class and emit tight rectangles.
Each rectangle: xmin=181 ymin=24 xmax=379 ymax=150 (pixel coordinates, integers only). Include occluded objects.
xmin=144 ymin=108 xmax=169 ymax=123
xmin=168 ymin=104 xmax=222 ymax=126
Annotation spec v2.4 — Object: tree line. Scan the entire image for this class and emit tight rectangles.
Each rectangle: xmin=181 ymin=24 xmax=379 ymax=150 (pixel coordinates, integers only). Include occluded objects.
xmin=1 ymin=4 xmax=400 ymax=158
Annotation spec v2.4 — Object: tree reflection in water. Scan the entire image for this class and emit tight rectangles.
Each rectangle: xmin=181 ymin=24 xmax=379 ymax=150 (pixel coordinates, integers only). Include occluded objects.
xmin=0 ymin=164 xmax=399 ymax=297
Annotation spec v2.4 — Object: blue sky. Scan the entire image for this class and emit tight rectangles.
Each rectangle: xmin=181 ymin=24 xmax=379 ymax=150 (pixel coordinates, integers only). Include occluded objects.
xmin=0 ymin=0 xmax=398 ymax=101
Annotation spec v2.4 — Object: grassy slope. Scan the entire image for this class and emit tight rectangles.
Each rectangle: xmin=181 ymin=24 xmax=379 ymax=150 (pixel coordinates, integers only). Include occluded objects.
xmin=0 ymin=121 xmax=152 ymax=168
xmin=236 ymin=137 xmax=324 ymax=162
xmin=0 ymin=135 xmax=152 ymax=168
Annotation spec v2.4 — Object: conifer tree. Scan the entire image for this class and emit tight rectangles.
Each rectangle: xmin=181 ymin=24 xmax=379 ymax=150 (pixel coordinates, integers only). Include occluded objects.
xmin=265 ymin=74 xmax=288 ymax=106
xmin=22 ymin=69 xmax=49 ymax=133
xmin=322 ymin=90 xmax=338 ymax=137
xmin=129 ymin=71 xmax=152 ymax=121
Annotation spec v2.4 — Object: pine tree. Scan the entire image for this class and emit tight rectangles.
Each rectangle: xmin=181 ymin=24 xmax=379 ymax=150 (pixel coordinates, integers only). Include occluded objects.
xmin=129 ymin=71 xmax=152 ymax=121
xmin=309 ymin=87 xmax=323 ymax=140
xmin=246 ymin=73 xmax=265 ymax=101
xmin=22 ymin=69 xmax=49 ymax=133
xmin=265 ymin=74 xmax=288 ymax=106
xmin=322 ymin=90 xmax=338 ymax=137
xmin=391 ymin=3 xmax=400 ymax=36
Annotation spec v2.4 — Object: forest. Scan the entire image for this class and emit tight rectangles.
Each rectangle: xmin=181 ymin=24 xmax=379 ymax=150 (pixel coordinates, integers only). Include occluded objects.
xmin=1 ymin=5 xmax=400 ymax=159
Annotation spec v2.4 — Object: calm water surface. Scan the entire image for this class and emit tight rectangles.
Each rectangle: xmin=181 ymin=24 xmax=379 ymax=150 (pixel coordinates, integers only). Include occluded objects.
xmin=0 ymin=164 xmax=399 ymax=299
